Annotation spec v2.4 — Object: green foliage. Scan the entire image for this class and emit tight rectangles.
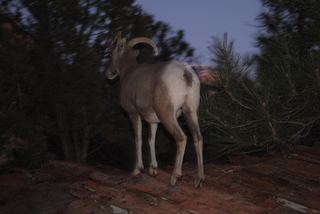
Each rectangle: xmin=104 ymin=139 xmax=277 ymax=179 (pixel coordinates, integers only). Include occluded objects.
xmin=256 ymin=0 xmax=320 ymax=55
xmin=255 ymin=0 xmax=320 ymax=146
xmin=203 ymin=37 xmax=320 ymax=157
xmin=202 ymin=0 xmax=320 ymax=158
xmin=201 ymin=33 xmax=275 ymax=157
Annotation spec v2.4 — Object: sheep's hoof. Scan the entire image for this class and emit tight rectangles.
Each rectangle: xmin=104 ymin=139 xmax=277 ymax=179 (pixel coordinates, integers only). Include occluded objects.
xmin=148 ymin=168 xmax=158 ymax=177
xmin=194 ymin=177 xmax=205 ymax=188
xmin=132 ymin=173 xmax=142 ymax=178
xmin=132 ymin=167 xmax=143 ymax=178
xmin=169 ymin=175 xmax=182 ymax=187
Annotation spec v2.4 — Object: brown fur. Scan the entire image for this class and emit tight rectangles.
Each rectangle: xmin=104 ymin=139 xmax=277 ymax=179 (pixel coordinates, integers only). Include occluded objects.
xmin=184 ymin=68 xmax=193 ymax=87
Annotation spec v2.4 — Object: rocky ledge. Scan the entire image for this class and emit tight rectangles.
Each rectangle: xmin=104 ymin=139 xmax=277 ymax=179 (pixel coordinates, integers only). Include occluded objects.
xmin=1 ymin=144 xmax=320 ymax=214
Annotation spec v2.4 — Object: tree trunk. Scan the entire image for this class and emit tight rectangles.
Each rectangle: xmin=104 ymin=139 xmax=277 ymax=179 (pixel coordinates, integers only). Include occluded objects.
xmin=80 ymin=126 xmax=90 ymax=163
xmin=79 ymin=108 xmax=91 ymax=163
xmin=55 ymin=103 xmax=74 ymax=161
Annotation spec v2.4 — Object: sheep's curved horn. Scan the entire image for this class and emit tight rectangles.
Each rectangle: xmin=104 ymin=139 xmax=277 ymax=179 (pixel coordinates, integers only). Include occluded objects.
xmin=109 ymin=31 xmax=122 ymax=47
xmin=127 ymin=37 xmax=158 ymax=56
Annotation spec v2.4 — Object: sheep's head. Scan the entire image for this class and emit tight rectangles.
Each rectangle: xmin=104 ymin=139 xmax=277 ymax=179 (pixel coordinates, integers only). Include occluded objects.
xmin=106 ymin=32 xmax=158 ymax=80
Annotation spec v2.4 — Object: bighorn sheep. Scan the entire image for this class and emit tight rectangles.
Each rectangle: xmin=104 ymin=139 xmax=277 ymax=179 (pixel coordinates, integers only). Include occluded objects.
xmin=106 ymin=32 xmax=205 ymax=188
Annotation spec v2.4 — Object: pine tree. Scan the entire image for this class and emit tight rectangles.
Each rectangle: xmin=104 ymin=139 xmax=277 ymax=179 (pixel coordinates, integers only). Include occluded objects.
xmin=0 ymin=12 xmax=49 ymax=170
xmin=201 ymin=33 xmax=266 ymax=157
xmin=201 ymin=0 xmax=320 ymax=158
xmin=256 ymin=0 xmax=320 ymax=57
xmin=255 ymin=0 xmax=320 ymax=149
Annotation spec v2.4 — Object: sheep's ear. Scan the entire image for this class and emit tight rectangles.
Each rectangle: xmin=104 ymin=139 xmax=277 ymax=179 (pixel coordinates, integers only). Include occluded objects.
xmin=109 ymin=31 xmax=122 ymax=47
xmin=135 ymin=50 xmax=139 ymax=56
xmin=118 ymin=38 xmax=127 ymax=50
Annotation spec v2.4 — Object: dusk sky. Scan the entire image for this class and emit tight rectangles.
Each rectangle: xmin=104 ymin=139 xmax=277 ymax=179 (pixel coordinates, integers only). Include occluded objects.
xmin=134 ymin=0 xmax=263 ymax=66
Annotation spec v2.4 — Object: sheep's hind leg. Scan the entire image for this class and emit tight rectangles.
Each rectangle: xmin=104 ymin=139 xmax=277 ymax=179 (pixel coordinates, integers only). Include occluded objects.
xmin=159 ymin=115 xmax=187 ymax=186
xmin=183 ymin=111 xmax=205 ymax=188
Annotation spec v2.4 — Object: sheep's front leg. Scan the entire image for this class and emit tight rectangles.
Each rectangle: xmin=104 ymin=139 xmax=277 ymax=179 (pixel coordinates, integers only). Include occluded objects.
xmin=148 ymin=123 xmax=158 ymax=177
xmin=129 ymin=113 xmax=144 ymax=177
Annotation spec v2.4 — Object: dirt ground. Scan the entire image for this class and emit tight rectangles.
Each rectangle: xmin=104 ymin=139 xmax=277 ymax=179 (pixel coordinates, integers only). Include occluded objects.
xmin=0 ymin=144 xmax=320 ymax=214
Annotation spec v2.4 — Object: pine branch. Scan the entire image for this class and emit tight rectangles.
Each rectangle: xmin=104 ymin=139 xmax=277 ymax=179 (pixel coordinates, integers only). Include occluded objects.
xmin=225 ymin=89 xmax=252 ymax=110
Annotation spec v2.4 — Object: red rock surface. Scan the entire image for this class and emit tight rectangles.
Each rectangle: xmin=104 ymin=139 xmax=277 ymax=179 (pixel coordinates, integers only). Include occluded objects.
xmin=0 ymin=144 xmax=320 ymax=214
